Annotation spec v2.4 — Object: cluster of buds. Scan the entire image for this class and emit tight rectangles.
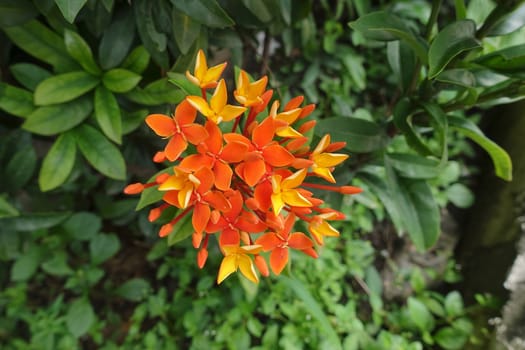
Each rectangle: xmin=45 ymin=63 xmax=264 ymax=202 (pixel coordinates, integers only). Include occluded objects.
xmin=125 ymin=50 xmax=362 ymax=284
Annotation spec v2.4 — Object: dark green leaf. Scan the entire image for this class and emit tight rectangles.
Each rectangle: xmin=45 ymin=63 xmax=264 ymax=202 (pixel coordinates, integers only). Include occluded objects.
xmin=102 ymin=68 xmax=142 ymax=93
xmin=64 ymin=29 xmax=101 ymax=75
xmin=387 ymin=40 xmax=417 ymax=92
xmin=474 ymin=44 xmax=525 ymax=74
xmin=62 ymin=212 xmax=101 ymax=241
xmin=8 ymin=212 xmax=71 ymax=231
xmin=488 ymin=3 xmax=525 ymax=36
xmin=167 ymin=213 xmax=194 ymax=246
xmin=100 ymin=0 xmax=114 ymax=12
xmin=5 ymin=146 xmax=36 ymax=191
xmin=134 ymin=0 xmax=168 ymax=69
xmin=136 ymin=170 xmax=173 ymax=210
xmin=11 ymin=246 xmax=44 ymax=281
xmin=315 ymin=117 xmax=385 ymax=153
xmin=0 ymin=0 xmax=38 ymax=27
xmin=89 ymin=232 xmax=120 ymax=264
xmin=122 ymin=109 xmax=148 ymax=135
xmin=167 ymin=72 xmax=200 ymax=96
xmin=115 ymin=278 xmax=151 ymax=301
xmin=241 ymin=0 xmax=272 ymax=23
xmin=66 ymin=298 xmax=95 ymax=337
xmin=121 ymin=46 xmax=151 ymax=74
xmin=9 ymin=63 xmax=52 ymax=91
xmin=34 ymin=71 xmax=99 ymax=105
xmin=419 ymin=102 xmax=448 ymax=164
xmin=435 ymin=68 xmax=476 ymax=88
xmin=449 ymin=115 xmax=512 ymax=180
xmin=428 ymin=20 xmax=480 ymax=78
xmin=434 ymin=327 xmax=468 ymax=350
xmin=98 ymin=7 xmax=135 ymax=69
xmin=39 ymin=132 xmax=77 ymax=191
xmin=0 ymin=196 xmax=19 ymax=218
xmin=171 ymin=0 xmax=234 ymax=28
xmin=95 ymin=85 xmax=122 ymax=144
xmin=386 ymin=153 xmax=440 ymax=179
xmin=125 ymin=78 xmax=185 ymax=106
xmin=393 ymin=98 xmax=433 ymax=156
xmin=55 ymin=0 xmax=88 ymax=23
xmin=279 ymin=0 xmax=291 ymax=25
xmin=42 ymin=251 xmax=73 ymax=276
xmin=23 ymin=95 xmax=92 ymax=135
xmin=3 ymin=20 xmax=77 ymax=71
xmin=454 ymin=0 xmax=467 ymax=20
xmin=349 ymin=11 xmax=428 ymax=63
xmin=73 ymin=124 xmax=126 ymax=180
xmin=172 ymin=7 xmax=201 ymax=54
xmin=0 ymin=82 xmax=34 ymax=117
xmin=408 ymin=297 xmax=435 ymax=332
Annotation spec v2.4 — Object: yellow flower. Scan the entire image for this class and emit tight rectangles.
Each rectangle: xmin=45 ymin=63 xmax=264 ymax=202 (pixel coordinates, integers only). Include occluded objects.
xmin=270 ymin=168 xmax=312 ymax=215
xmin=308 ymin=212 xmax=340 ymax=245
xmin=158 ymin=167 xmax=200 ymax=208
xmin=217 ymin=245 xmax=263 ymax=284
xmin=186 ymin=49 xmax=227 ymax=89
xmin=186 ymin=79 xmax=247 ymax=124
xmin=310 ymin=134 xmax=348 ymax=183
xmin=234 ymin=70 xmax=268 ymax=107
xmin=268 ymin=101 xmax=302 ymax=138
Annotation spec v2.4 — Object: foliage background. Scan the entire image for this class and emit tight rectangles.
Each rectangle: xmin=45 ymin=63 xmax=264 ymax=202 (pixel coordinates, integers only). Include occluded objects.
xmin=1 ymin=0 xmax=524 ymax=349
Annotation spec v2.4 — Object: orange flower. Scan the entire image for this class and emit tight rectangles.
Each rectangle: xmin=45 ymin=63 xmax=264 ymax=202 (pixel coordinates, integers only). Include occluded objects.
xmin=256 ymin=213 xmax=315 ymax=275
xmin=268 ymin=101 xmax=302 ymax=138
xmin=145 ymin=100 xmax=208 ymax=161
xmin=270 ymin=168 xmax=312 ymax=215
xmin=186 ymin=49 xmax=227 ymax=89
xmin=186 ymin=79 xmax=246 ymax=124
xmin=217 ymin=244 xmax=263 ymax=284
xmin=308 ymin=211 xmax=342 ymax=245
xmin=310 ymin=134 xmax=349 ymax=183
xmin=234 ymin=70 xmax=268 ymax=107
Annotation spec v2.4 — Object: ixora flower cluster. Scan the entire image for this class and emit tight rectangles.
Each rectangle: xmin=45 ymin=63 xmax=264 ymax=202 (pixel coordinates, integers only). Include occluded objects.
xmin=125 ymin=50 xmax=362 ymax=284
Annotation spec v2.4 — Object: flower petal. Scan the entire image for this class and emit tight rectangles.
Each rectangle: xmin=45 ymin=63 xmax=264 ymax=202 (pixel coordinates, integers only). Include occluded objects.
xmin=186 ymin=95 xmax=214 ymax=118
xmin=271 ymin=193 xmax=285 ymax=215
xmin=174 ymin=99 xmax=197 ymax=125
xmin=243 ymin=158 xmax=266 ymax=186
xmin=204 ymin=120 xmax=222 ymax=154
xmin=220 ymin=104 xmax=246 ymax=122
xmin=313 ymin=153 xmax=349 ymax=167
xmin=282 ymin=190 xmax=312 ymax=207
xmin=183 ymin=124 xmax=209 ymax=145
xmin=255 ymin=233 xmax=281 ymax=251
xmin=252 ymin=117 xmax=275 ymax=147
xmin=145 ymin=114 xmax=175 ymax=137
xmin=211 ymin=79 xmax=227 ymax=113
xmin=270 ymin=247 xmax=288 ymax=275
xmin=221 ymin=141 xmax=248 ymax=163
xmin=164 ymin=133 xmax=187 ymax=161
xmin=217 ymin=255 xmax=238 ymax=284
xmin=193 ymin=203 xmax=210 ymax=234
xmin=203 ymin=62 xmax=227 ymax=86
xmin=219 ymin=228 xmax=240 ymax=246
xmin=237 ymin=255 xmax=259 ymax=283
xmin=288 ymin=233 xmax=313 ymax=250
xmin=262 ymin=144 xmax=294 ymax=167
xmin=213 ymin=161 xmax=233 ymax=191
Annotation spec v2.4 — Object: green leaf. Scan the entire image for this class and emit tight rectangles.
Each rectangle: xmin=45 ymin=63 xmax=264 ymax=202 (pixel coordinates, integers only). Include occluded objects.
xmin=89 ymin=232 xmax=120 ymax=264
xmin=23 ymin=95 xmax=92 ymax=135
xmin=5 ymin=146 xmax=36 ymax=191
xmin=64 ymin=29 xmax=101 ymax=75
xmin=95 ymin=86 xmax=122 ymax=144
xmin=121 ymin=46 xmax=150 ymax=74
xmin=474 ymin=44 xmax=525 ymax=74
xmin=0 ymin=82 xmax=34 ymax=117
xmin=34 ymin=71 xmax=99 ymax=105
xmin=136 ymin=170 xmax=172 ymax=210
xmin=171 ymin=0 xmax=234 ymax=28
xmin=0 ymin=195 xmax=19 ymax=218
xmin=102 ymin=68 xmax=142 ymax=93
xmin=171 ymin=7 xmax=201 ymax=54
xmin=66 ymin=298 xmax=95 ymax=337
xmin=488 ymin=3 xmax=525 ymax=36
xmin=444 ymin=291 xmax=464 ymax=317
xmin=115 ymin=278 xmax=151 ymax=301
xmin=166 ymin=213 xmax=194 ymax=246
xmin=419 ymin=101 xmax=448 ymax=165
xmin=122 ymin=109 xmax=148 ymax=135
xmin=428 ymin=20 xmax=480 ymax=78
xmin=446 ymin=183 xmax=474 ymax=208
xmin=408 ymin=297 xmax=435 ymax=332
xmin=133 ymin=0 xmax=168 ymax=69
xmin=125 ymin=78 xmax=185 ymax=106
xmin=167 ymin=72 xmax=200 ymax=96
xmin=349 ymin=11 xmax=428 ymax=63
xmin=387 ymin=40 xmax=417 ymax=92
xmin=55 ymin=0 xmax=88 ymax=23
xmin=4 ymin=20 xmax=77 ymax=71
xmin=62 ymin=212 xmax=101 ymax=241
xmin=9 ymin=63 xmax=52 ymax=91
xmin=42 ymin=251 xmax=73 ymax=276
xmin=435 ymin=68 xmax=476 ymax=88
xmin=386 ymin=153 xmax=440 ymax=179
xmin=73 ymin=124 xmax=126 ymax=180
xmin=434 ymin=327 xmax=468 ymax=350
xmin=393 ymin=98 xmax=433 ymax=156
xmin=241 ymin=0 xmax=272 ymax=23
xmin=315 ymin=117 xmax=385 ymax=153
xmin=281 ymin=277 xmax=342 ymax=350
xmin=11 ymin=246 xmax=44 ymax=281
xmin=0 ymin=0 xmax=38 ymax=27
xmin=39 ymin=132 xmax=77 ymax=191
xmin=7 ymin=212 xmax=71 ymax=231
xmin=454 ymin=0 xmax=467 ymax=20
xmin=98 ymin=7 xmax=135 ymax=69
xmin=449 ymin=115 xmax=512 ymax=180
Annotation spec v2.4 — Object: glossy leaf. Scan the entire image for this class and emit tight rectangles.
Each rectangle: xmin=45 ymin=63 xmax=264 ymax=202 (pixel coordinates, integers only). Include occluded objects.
xmin=428 ymin=20 xmax=480 ymax=78
xmin=167 ymin=213 xmax=194 ymax=246
xmin=408 ymin=297 xmax=435 ymax=332
xmin=474 ymin=44 xmax=525 ymax=73
xmin=136 ymin=169 xmax=172 ymax=210
xmin=134 ymin=0 xmax=168 ymax=69
xmin=446 ymin=183 xmax=474 ymax=208
xmin=171 ymin=0 xmax=234 ymax=28
xmin=0 ymin=196 xmax=19 ymax=218
xmin=449 ymin=115 xmax=512 ymax=180
xmin=386 ymin=153 xmax=440 ymax=179
xmin=0 ymin=82 xmax=34 ymax=117
xmin=349 ymin=11 xmax=428 ymax=63
xmin=102 ymin=68 xmax=142 ymax=93
xmin=55 ymin=0 xmax=88 ymax=23
xmin=7 ymin=212 xmax=71 ymax=231
xmin=9 ymin=63 xmax=52 ymax=91
xmin=435 ymin=68 xmax=476 ymax=88
xmin=315 ymin=117 xmax=385 ymax=153
xmin=419 ymin=101 xmax=448 ymax=165
xmin=122 ymin=109 xmax=148 ymax=135
xmin=39 ymin=132 xmax=77 ymax=191
xmin=387 ymin=40 xmax=417 ymax=92
xmin=393 ymin=98 xmax=433 ymax=156
xmin=95 ymin=85 xmax=122 ymax=144
xmin=3 ymin=20 xmax=77 ymax=71
xmin=64 ymin=29 xmax=101 ymax=75
xmin=0 ymin=0 xmax=38 ymax=27
xmin=5 ymin=146 xmax=36 ymax=191
xmin=121 ymin=46 xmax=151 ymax=74
xmin=23 ymin=96 xmax=92 ymax=135
xmin=167 ymin=72 xmax=201 ymax=96
xmin=66 ymin=298 xmax=95 ymax=337
xmin=73 ymin=124 xmax=126 ymax=180
xmin=98 ymin=7 xmax=135 ymax=69
xmin=488 ymin=2 xmax=525 ymax=36
xmin=115 ymin=278 xmax=151 ymax=301
xmin=62 ymin=212 xmax=101 ymax=241
xmin=241 ymin=0 xmax=272 ymax=23
xmin=34 ymin=71 xmax=99 ymax=105
xmin=89 ymin=232 xmax=120 ymax=264
xmin=172 ymin=7 xmax=201 ymax=54
xmin=125 ymin=78 xmax=185 ymax=106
